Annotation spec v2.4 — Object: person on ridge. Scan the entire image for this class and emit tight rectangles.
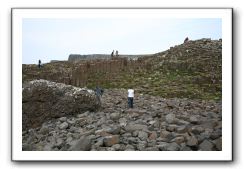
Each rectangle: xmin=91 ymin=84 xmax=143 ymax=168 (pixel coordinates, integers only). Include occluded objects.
xmin=38 ymin=59 xmax=41 ymax=68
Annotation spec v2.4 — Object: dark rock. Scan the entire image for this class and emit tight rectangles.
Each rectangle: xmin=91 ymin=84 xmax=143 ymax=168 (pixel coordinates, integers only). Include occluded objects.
xmin=22 ymin=80 xmax=99 ymax=130
xmin=214 ymin=137 xmax=222 ymax=150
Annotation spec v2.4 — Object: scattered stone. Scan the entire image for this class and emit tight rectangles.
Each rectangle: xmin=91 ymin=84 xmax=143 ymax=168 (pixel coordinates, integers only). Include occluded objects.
xmin=40 ymin=126 xmax=49 ymax=135
xmin=171 ymin=136 xmax=185 ymax=144
xmin=59 ymin=117 xmax=67 ymax=122
xmin=103 ymin=135 xmax=120 ymax=147
xmin=110 ymin=112 xmax=120 ymax=121
xmin=165 ymin=113 xmax=176 ymax=124
xmin=166 ymin=142 xmax=180 ymax=151
xmin=214 ymin=137 xmax=222 ymax=151
xmin=176 ymin=125 xmax=188 ymax=133
xmin=148 ymin=131 xmax=157 ymax=140
xmin=59 ymin=122 xmax=69 ymax=130
xmin=112 ymin=144 xmax=121 ymax=151
xmin=69 ymin=136 xmax=91 ymax=151
xmin=199 ymin=139 xmax=214 ymax=151
xmin=186 ymin=136 xmax=198 ymax=147
xmin=189 ymin=115 xmax=200 ymax=124
xmin=125 ymin=124 xmax=148 ymax=132
xmin=138 ymin=131 xmax=148 ymax=141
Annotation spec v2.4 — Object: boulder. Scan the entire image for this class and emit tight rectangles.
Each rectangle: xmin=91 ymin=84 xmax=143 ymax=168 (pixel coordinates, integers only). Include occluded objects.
xmin=199 ymin=139 xmax=214 ymax=151
xmin=186 ymin=136 xmax=198 ymax=147
xmin=22 ymin=80 xmax=99 ymax=130
xmin=103 ymin=135 xmax=120 ymax=147
xmin=125 ymin=124 xmax=148 ymax=132
xmin=138 ymin=131 xmax=148 ymax=141
xmin=165 ymin=113 xmax=176 ymax=124
xmin=69 ymin=136 xmax=92 ymax=151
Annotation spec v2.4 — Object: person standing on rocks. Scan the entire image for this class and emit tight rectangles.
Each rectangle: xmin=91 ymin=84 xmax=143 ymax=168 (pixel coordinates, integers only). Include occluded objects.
xmin=184 ymin=37 xmax=189 ymax=43
xmin=95 ymin=86 xmax=104 ymax=107
xmin=111 ymin=50 xmax=114 ymax=58
xmin=128 ymin=88 xmax=134 ymax=108
xmin=38 ymin=59 xmax=41 ymax=68
xmin=116 ymin=50 xmax=119 ymax=57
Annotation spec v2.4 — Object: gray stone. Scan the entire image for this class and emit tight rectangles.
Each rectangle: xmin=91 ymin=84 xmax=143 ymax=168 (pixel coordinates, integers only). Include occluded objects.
xmin=166 ymin=142 xmax=180 ymax=151
xmin=176 ymin=126 xmax=188 ymax=133
xmin=56 ymin=138 xmax=64 ymax=147
xmin=59 ymin=122 xmax=69 ymax=130
xmin=59 ymin=117 xmax=67 ymax=122
xmin=110 ymin=112 xmax=120 ymax=120
xmin=165 ymin=113 xmax=176 ymax=124
xmin=138 ymin=131 xmax=148 ymax=141
xmin=112 ymin=144 xmax=121 ymax=151
xmin=160 ymin=130 xmax=172 ymax=139
xmin=125 ymin=124 xmax=148 ymax=132
xmin=171 ymin=136 xmax=185 ymax=144
xmin=40 ymin=126 xmax=49 ymax=135
xmin=191 ymin=126 xmax=204 ymax=135
xmin=69 ymin=136 xmax=91 ymax=151
xmin=125 ymin=144 xmax=135 ymax=151
xmin=189 ymin=115 xmax=200 ymax=124
xmin=214 ymin=137 xmax=222 ymax=151
xmin=186 ymin=136 xmax=198 ymax=146
xmin=145 ymin=147 xmax=159 ymax=151
xmin=157 ymin=142 xmax=170 ymax=151
xmin=199 ymin=139 xmax=214 ymax=151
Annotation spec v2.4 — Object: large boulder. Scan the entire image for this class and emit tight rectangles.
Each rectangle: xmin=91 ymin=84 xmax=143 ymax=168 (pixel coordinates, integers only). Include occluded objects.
xmin=22 ymin=79 xmax=100 ymax=130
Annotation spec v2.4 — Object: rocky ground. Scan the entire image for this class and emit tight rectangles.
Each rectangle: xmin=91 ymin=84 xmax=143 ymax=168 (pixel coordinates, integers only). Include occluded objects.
xmin=23 ymin=88 xmax=222 ymax=151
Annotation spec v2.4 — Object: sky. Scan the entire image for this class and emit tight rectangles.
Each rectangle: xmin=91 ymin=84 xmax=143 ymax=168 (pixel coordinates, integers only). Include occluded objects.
xmin=22 ymin=18 xmax=221 ymax=64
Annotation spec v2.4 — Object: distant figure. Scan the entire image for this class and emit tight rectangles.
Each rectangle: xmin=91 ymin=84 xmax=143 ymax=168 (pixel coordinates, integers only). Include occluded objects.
xmin=95 ymin=86 xmax=104 ymax=106
xmin=128 ymin=89 xmax=134 ymax=108
xmin=184 ymin=37 xmax=189 ymax=43
xmin=38 ymin=59 xmax=41 ymax=68
xmin=115 ymin=50 xmax=119 ymax=57
xmin=111 ymin=50 xmax=114 ymax=58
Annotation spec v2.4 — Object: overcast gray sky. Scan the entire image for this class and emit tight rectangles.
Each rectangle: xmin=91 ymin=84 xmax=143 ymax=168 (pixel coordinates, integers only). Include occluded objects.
xmin=22 ymin=18 xmax=221 ymax=64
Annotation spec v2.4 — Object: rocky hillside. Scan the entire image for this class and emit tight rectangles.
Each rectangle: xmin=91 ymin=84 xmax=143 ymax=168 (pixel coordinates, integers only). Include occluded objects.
xmin=23 ymin=38 xmax=222 ymax=100
xmin=22 ymin=38 xmax=222 ymax=151
xmin=23 ymin=84 xmax=222 ymax=151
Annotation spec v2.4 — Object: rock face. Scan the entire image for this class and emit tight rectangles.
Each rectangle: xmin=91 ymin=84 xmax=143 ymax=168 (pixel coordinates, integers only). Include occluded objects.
xmin=22 ymin=79 xmax=100 ymax=130
xmin=22 ymin=89 xmax=222 ymax=151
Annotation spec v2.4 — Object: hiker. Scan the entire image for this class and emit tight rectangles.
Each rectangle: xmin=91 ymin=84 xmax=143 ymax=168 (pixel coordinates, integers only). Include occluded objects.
xmin=38 ymin=59 xmax=41 ymax=68
xmin=111 ymin=50 xmax=114 ymax=58
xmin=184 ymin=37 xmax=189 ymax=43
xmin=95 ymin=86 xmax=104 ymax=106
xmin=128 ymin=88 xmax=134 ymax=108
xmin=115 ymin=50 xmax=119 ymax=57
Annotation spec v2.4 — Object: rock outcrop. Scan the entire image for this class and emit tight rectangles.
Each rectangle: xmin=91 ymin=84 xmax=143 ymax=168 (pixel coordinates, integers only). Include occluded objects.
xmin=22 ymin=79 xmax=100 ymax=130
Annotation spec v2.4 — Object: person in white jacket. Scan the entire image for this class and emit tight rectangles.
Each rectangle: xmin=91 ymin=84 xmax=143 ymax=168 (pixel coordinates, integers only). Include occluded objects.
xmin=128 ymin=89 xmax=134 ymax=108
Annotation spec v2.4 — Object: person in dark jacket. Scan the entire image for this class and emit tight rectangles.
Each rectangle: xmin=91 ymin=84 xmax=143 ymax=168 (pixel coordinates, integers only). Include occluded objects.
xmin=95 ymin=86 xmax=104 ymax=106
xmin=38 ymin=59 xmax=41 ymax=68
